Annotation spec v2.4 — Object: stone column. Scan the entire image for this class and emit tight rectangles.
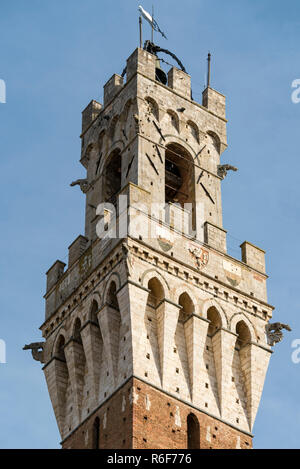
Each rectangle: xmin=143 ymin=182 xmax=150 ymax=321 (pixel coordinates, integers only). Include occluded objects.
xmin=211 ymin=328 xmax=237 ymax=419
xmin=43 ymin=357 xmax=68 ymax=438
xmin=80 ymin=321 xmax=103 ymax=408
xmin=184 ymin=315 xmax=210 ymax=403
xmin=64 ymin=338 xmax=86 ymax=426
xmin=156 ymin=299 xmax=180 ymax=391
xmin=97 ymin=304 xmax=121 ymax=386
xmin=239 ymin=342 xmax=272 ymax=430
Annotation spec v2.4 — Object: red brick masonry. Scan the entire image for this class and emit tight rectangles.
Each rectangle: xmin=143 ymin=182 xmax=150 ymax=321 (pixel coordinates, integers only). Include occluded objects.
xmin=62 ymin=377 xmax=252 ymax=449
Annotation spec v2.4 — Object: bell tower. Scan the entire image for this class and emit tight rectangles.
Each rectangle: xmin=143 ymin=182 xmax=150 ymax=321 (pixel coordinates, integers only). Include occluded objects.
xmin=33 ymin=44 xmax=277 ymax=449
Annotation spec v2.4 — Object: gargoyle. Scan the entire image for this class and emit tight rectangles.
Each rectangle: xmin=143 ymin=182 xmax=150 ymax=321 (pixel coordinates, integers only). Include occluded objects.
xmin=70 ymin=179 xmax=90 ymax=194
xmin=217 ymin=164 xmax=238 ymax=180
xmin=23 ymin=342 xmax=45 ymax=363
xmin=265 ymin=322 xmax=292 ymax=346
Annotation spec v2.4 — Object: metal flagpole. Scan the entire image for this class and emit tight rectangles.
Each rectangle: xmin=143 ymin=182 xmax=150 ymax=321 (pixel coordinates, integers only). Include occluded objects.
xmin=207 ymin=52 xmax=211 ymax=88
xmin=139 ymin=15 xmax=143 ymax=48
xmin=151 ymin=5 xmax=154 ymax=43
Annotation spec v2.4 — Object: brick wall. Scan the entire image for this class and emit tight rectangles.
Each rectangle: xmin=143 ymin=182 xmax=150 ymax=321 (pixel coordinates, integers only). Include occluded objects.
xmin=62 ymin=378 xmax=252 ymax=449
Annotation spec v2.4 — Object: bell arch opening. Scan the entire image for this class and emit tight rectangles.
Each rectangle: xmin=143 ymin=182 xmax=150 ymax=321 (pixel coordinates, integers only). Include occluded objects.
xmin=164 ymin=143 xmax=195 ymax=231
xmin=165 ymin=143 xmax=194 ymax=206
xmin=103 ymin=149 xmax=121 ymax=206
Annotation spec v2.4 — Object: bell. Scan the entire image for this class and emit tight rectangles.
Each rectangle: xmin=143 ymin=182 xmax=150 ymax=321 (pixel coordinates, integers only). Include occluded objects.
xmin=155 ymin=58 xmax=167 ymax=85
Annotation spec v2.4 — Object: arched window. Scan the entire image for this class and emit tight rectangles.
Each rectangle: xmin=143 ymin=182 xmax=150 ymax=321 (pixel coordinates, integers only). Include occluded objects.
xmin=107 ymin=281 xmax=119 ymax=310
xmin=207 ymin=306 xmax=222 ymax=336
xmin=103 ymin=149 xmax=121 ymax=206
xmin=93 ymin=417 xmax=100 ymax=449
xmin=145 ymin=97 xmax=159 ymax=121
xmin=167 ymin=110 xmax=179 ymax=132
xmin=73 ymin=318 xmax=82 ymax=343
xmin=148 ymin=278 xmax=164 ymax=307
xmin=56 ymin=335 xmax=66 ymax=361
xmin=187 ymin=413 xmax=200 ymax=449
xmin=186 ymin=121 xmax=199 ymax=143
xmin=178 ymin=292 xmax=194 ymax=322
xmin=165 ymin=143 xmax=195 ymax=213
xmin=236 ymin=320 xmax=251 ymax=350
xmin=90 ymin=300 xmax=99 ymax=323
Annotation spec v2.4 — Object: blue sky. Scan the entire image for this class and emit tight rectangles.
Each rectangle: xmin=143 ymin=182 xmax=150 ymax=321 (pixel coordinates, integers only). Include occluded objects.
xmin=0 ymin=0 xmax=299 ymax=449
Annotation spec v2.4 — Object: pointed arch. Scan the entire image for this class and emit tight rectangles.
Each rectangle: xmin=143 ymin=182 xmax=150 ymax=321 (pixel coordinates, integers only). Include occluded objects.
xmin=178 ymin=292 xmax=195 ymax=319
xmin=98 ymin=129 xmax=105 ymax=148
xmin=145 ymin=96 xmax=159 ymax=121
xmin=140 ymin=269 xmax=170 ymax=299
xmin=52 ymin=328 xmax=67 ymax=357
xmin=54 ymin=333 xmax=67 ymax=361
xmin=72 ymin=317 xmax=82 ymax=341
xmin=236 ymin=320 xmax=252 ymax=349
xmin=230 ymin=313 xmax=257 ymax=342
xmin=174 ymin=287 xmax=198 ymax=314
xmin=101 ymin=148 xmax=122 ymax=206
xmin=186 ymin=120 xmax=199 ymax=143
xmin=121 ymin=98 xmax=133 ymax=122
xmin=166 ymin=109 xmax=180 ymax=133
xmin=103 ymin=272 xmax=122 ymax=302
xmin=202 ymin=298 xmax=228 ymax=328
xmin=206 ymin=130 xmax=221 ymax=153
xmin=106 ymin=281 xmax=119 ymax=309
xmin=207 ymin=306 xmax=222 ymax=336
xmin=82 ymin=142 xmax=98 ymax=169
xmin=89 ymin=299 xmax=100 ymax=323
xmin=164 ymin=142 xmax=195 ymax=227
xmin=163 ymin=135 xmax=198 ymax=162
xmin=109 ymin=115 xmax=119 ymax=141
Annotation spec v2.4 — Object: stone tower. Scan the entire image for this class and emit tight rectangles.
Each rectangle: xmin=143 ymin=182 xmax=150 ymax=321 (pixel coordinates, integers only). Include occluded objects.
xmin=37 ymin=46 xmax=275 ymax=449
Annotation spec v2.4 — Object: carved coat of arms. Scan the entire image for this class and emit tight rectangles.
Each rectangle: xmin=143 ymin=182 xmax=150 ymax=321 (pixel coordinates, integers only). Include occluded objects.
xmin=223 ymin=260 xmax=242 ymax=286
xmin=188 ymin=246 xmax=209 ymax=269
xmin=156 ymin=226 xmax=174 ymax=252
